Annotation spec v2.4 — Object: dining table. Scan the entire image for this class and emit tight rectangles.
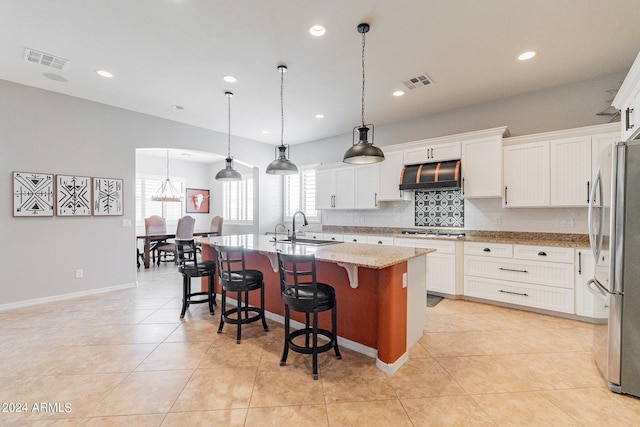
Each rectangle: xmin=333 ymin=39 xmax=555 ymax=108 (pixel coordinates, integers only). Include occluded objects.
xmin=136 ymin=232 xmax=213 ymax=268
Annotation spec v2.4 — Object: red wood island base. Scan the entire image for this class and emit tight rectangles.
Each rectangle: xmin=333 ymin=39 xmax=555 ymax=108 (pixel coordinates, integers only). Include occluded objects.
xmin=200 ymin=235 xmax=432 ymax=373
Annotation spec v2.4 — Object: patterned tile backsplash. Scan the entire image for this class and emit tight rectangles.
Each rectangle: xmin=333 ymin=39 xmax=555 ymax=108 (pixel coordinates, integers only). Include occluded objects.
xmin=415 ymin=189 xmax=464 ymax=228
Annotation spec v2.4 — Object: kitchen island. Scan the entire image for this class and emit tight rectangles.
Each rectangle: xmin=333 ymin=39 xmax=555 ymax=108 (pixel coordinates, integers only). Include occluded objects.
xmin=200 ymin=234 xmax=434 ymax=373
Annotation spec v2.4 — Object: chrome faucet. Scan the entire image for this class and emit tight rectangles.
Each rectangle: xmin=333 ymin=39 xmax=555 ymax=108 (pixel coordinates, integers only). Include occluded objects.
xmin=291 ymin=211 xmax=308 ymax=243
xmin=273 ymin=223 xmax=288 ymax=242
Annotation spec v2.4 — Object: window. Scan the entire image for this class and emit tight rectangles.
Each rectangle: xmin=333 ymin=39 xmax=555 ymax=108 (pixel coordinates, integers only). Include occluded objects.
xmin=222 ymin=177 xmax=253 ymax=222
xmin=284 ymin=166 xmax=318 ymax=221
xmin=136 ymin=174 xmax=184 ymax=227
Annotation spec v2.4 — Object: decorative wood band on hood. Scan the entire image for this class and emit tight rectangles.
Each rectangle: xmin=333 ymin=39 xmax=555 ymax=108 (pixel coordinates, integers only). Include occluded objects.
xmin=399 ymin=159 xmax=461 ymax=190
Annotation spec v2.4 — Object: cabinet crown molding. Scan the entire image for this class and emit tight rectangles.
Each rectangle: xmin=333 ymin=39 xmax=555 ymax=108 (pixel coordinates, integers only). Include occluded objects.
xmin=503 ymin=122 xmax=619 ymax=146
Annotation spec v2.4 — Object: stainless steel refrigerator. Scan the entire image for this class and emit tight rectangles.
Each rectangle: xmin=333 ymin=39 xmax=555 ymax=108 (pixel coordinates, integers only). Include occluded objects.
xmin=588 ymin=140 xmax=640 ymax=397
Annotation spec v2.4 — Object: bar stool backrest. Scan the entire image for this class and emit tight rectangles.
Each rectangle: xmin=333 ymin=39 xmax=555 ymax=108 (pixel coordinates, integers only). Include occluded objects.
xmin=216 ymin=245 xmax=251 ymax=287
xmin=277 ymin=253 xmax=319 ymax=308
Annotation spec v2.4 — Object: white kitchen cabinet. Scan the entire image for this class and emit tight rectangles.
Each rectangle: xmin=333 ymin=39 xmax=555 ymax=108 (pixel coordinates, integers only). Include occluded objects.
xmin=378 ymin=150 xmax=411 ymax=201
xmin=343 ymin=233 xmax=368 ymax=243
xmin=464 ymin=242 xmax=575 ymax=314
xmin=315 ymin=166 xmax=355 ymax=210
xmin=574 ymin=247 xmax=607 ymax=319
xmin=591 ymin=132 xmax=619 ymax=205
xmin=550 ymin=136 xmax=591 ymax=207
xmin=322 ymin=233 xmax=344 ymax=242
xmin=461 ymin=135 xmax=502 ymax=198
xmin=612 ymin=51 xmax=640 ymax=141
xmin=503 ymin=141 xmax=550 ymax=207
xmin=403 ymin=141 xmax=461 ymax=165
xmin=354 ymin=163 xmax=380 ymax=209
xmin=366 ymin=235 xmax=395 ymax=246
xmin=394 ymin=237 xmax=462 ymax=296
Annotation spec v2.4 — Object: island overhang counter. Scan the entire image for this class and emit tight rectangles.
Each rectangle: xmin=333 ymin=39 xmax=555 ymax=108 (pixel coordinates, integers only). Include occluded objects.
xmin=200 ymin=234 xmax=434 ymax=373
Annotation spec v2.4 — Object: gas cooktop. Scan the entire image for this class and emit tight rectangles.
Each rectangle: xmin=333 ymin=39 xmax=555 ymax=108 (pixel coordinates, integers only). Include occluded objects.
xmin=400 ymin=230 xmax=466 ymax=238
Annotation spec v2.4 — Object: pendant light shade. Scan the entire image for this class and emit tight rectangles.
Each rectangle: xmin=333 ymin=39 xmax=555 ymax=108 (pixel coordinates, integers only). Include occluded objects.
xmin=215 ymin=91 xmax=242 ymax=181
xmin=266 ymin=65 xmax=299 ymax=175
xmin=343 ymin=23 xmax=385 ymax=164
xmin=152 ymin=150 xmax=183 ymax=202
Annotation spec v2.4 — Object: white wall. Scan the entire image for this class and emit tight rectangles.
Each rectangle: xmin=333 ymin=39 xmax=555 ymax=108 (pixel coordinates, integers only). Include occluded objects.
xmin=0 ymin=80 xmax=279 ymax=308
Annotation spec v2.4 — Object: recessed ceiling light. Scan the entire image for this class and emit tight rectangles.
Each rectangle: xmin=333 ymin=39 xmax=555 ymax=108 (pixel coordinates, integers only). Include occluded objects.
xmin=95 ymin=69 xmax=114 ymax=78
xmin=309 ymin=24 xmax=326 ymax=37
xmin=43 ymin=72 xmax=68 ymax=82
xmin=172 ymin=105 xmax=184 ymax=110
xmin=518 ymin=51 xmax=536 ymax=61
xmin=223 ymin=75 xmax=237 ymax=83
xmin=393 ymin=90 xmax=405 ymax=97
xmin=315 ymin=114 xmax=325 ymax=119
xmin=261 ymin=130 xmax=270 ymax=134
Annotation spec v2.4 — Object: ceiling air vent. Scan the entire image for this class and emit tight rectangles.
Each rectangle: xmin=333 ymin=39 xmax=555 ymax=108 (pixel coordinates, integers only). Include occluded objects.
xmin=24 ymin=48 xmax=68 ymax=70
xmin=403 ymin=73 xmax=432 ymax=90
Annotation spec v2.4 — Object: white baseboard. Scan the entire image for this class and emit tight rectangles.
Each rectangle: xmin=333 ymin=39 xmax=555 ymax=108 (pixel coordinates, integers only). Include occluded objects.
xmin=376 ymin=351 xmax=409 ymax=374
xmin=0 ymin=282 xmax=137 ymax=312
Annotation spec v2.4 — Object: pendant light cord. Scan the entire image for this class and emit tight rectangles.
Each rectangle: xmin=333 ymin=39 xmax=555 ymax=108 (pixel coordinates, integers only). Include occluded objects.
xmin=165 ymin=150 xmax=170 ymax=178
xmin=361 ymin=29 xmax=366 ymax=127
xmin=227 ymin=92 xmax=232 ymax=158
xmin=280 ymin=67 xmax=285 ymax=146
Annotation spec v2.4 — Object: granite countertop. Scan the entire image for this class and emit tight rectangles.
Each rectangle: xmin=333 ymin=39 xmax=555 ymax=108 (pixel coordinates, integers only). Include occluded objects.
xmin=200 ymin=234 xmax=434 ymax=269
xmin=319 ymin=227 xmax=591 ymax=248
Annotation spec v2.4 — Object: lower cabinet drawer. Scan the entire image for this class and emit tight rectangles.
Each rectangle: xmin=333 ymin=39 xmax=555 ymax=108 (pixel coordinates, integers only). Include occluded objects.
xmin=464 ymin=276 xmax=574 ymax=314
xmin=464 ymin=256 xmax=574 ymax=289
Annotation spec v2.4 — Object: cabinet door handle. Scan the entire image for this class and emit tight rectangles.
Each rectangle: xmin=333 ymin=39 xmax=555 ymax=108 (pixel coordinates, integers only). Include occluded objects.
xmin=374 ymin=192 xmax=378 ymax=207
xmin=499 ymin=289 xmax=529 ymax=297
xmin=626 ymin=107 xmax=635 ymax=131
xmin=483 ymin=248 xmax=491 ymax=252
xmin=431 ymin=147 xmax=434 ymax=158
xmin=499 ymin=267 xmax=528 ymax=273
xmin=377 ymin=240 xmax=383 ymax=244
xmin=462 ymin=177 xmax=465 ymax=195
xmin=504 ymin=186 xmax=508 ymax=205
xmin=587 ymin=181 xmax=590 ymax=204
xmin=537 ymin=251 xmax=547 ymax=256
xmin=578 ymin=251 xmax=582 ymax=275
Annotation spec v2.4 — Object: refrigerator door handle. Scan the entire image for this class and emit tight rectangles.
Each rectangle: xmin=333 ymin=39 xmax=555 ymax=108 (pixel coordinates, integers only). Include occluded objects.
xmin=588 ymin=169 xmax=604 ymax=262
xmin=586 ymin=278 xmax=610 ymax=301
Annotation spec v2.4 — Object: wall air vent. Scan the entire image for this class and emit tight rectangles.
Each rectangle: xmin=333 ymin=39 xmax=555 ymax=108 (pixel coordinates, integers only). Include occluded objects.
xmin=24 ymin=48 xmax=68 ymax=70
xmin=403 ymin=73 xmax=432 ymax=90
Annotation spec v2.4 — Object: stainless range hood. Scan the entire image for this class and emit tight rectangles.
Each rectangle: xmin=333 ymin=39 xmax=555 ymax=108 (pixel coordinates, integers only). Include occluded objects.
xmin=399 ymin=160 xmax=461 ymax=191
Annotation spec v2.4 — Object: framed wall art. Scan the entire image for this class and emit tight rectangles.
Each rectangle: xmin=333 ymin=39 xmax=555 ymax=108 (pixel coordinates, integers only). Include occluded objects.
xmin=13 ymin=171 xmax=54 ymax=217
xmin=186 ymin=188 xmax=210 ymax=213
xmin=56 ymin=175 xmax=91 ymax=216
xmin=93 ymin=177 xmax=123 ymax=216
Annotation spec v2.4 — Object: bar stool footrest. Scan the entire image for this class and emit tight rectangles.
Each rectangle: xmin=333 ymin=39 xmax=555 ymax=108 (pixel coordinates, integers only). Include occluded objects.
xmin=221 ymin=306 xmax=263 ymax=325
xmin=288 ymin=328 xmax=335 ymax=355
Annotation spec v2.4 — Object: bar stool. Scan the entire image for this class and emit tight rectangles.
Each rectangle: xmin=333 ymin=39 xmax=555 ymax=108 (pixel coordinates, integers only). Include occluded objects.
xmin=215 ymin=245 xmax=269 ymax=343
xmin=176 ymin=239 xmax=216 ymax=318
xmin=276 ymin=252 xmax=341 ymax=380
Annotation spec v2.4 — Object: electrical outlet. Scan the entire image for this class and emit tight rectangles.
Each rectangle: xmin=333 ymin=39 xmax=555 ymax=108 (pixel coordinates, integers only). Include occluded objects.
xmin=556 ymin=218 xmax=574 ymax=227
xmin=121 ymin=219 xmax=132 ymax=227
xmin=402 ymin=272 xmax=408 ymax=288
xmin=493 ymin=216 xmax=502 ymax=225
xmin=75 ymin=269 xmax=83 ymax=279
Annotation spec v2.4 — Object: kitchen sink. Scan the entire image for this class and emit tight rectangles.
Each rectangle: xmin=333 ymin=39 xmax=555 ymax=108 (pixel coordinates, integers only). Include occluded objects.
xmin=277 ymin=238 xmax=342 ymax=246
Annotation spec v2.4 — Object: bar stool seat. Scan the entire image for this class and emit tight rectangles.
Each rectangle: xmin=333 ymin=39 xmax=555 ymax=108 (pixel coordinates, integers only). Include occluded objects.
xmin=176 ymin=239 xmax=216 ymax=318
xmin=277 ymin=252 xmax=341 ymax=380
xmin=215 ymin=245 xmax=269 ymax=343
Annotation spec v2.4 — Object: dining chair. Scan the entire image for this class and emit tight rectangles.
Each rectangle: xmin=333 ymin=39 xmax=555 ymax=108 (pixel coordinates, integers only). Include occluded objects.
xmin=207 ymin=215 xmax=223 ymax=236
xmin=157 ymin=215 xmax=195 ymax=264
xmin=143 ymin=215 xmax=167 ymax=265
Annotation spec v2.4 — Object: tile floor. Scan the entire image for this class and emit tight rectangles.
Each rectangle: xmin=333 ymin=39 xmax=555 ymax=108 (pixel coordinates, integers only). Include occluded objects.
xmin=1 ymin=266 xmax=640 ymax=426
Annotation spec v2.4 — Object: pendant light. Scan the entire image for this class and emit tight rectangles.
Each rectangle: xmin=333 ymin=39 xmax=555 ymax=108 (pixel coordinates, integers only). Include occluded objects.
xmin=152 ymin=150 xmax=184 ymax=202
xmin=266 ymin=65 xmax=299 ymax=175
xmin=343 ymin=23 xmax=385 ymax=164
xmin=215 ymin=91 xmax=242 ymax=181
